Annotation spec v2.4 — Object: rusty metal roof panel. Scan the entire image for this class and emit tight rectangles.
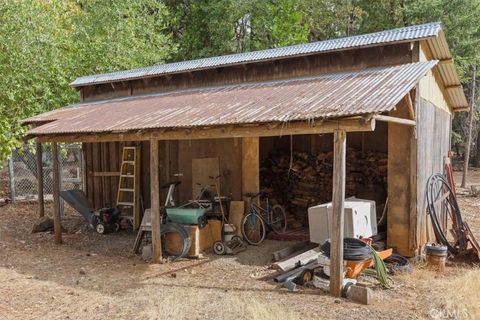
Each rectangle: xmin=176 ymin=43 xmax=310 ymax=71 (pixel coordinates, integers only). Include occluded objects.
xmin=26 ymin=61 xmax=437 ymax=136
xmin=70 ymin=23 xmax=441 ymax=87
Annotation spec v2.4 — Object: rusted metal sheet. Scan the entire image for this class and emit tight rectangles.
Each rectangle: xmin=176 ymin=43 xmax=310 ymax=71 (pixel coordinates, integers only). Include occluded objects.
xmin=71 ymin=23 xmax=442 ymax=88
xmin=25 ymin=61 xmax=437 ymax=136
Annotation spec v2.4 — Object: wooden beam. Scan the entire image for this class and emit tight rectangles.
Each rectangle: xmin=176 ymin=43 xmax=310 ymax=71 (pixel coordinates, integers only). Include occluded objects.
xmin=241 ymin=137 xmax=260 ymax=197
xmin=330 ymin=129 xmax=346 ymax=297
xmin=51 ymin=142 xmax=62 ymax=244
xmin=374 ymin=115 xmax=416 ymax=126
xmin=438 ymin=58 xmax=453 ymax=65
xmin=34 ymin=118 xmax=376 ymax=143
xmin=150 ymin=138 xmax=162 ymax=263
xmin=35 ymin=142 xmax=44 ymax=217
xmin=445 ymin=85 xmax=462 ymax=90
xmin=404 ymin=93 xmax=415 ymax=121
xmin=388 ymin=101 xmax=415 ymax=257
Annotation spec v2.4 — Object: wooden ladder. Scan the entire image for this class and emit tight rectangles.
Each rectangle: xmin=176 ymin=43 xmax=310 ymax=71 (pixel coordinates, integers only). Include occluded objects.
xmin=116 ymin=146 xmax=141 ymax=230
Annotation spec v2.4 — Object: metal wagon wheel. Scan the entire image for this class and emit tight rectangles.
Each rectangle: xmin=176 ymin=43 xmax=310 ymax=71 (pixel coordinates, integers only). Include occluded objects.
xmin=426 ymin=174 xmax=466 ymax=254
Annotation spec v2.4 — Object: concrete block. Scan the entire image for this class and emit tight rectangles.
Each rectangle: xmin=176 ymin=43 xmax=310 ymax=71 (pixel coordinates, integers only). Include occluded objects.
xmin=346 ymin=285 xmax=375 ymax=305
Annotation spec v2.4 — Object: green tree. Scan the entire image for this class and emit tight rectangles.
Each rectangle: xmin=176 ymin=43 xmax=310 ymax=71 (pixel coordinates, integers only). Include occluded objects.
xmin=164 ymin=0 xmax=309 ymax=60
xmin=0 ymin=0 xmax=77 ymax=160
xmin=0 ymin=0 xmax=176 ymax=162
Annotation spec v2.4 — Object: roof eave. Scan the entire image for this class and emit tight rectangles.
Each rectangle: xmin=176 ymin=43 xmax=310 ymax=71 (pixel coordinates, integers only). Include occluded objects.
xmin=70 ymin=36 xmax=437 ymax=89
xmin=424 ymin=30 xmax=469 ymax=111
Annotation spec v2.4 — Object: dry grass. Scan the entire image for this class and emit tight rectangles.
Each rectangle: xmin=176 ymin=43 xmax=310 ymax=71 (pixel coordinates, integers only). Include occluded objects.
xmin=434 ymin=268 xmax=480 ymax=319
xmin=138 ymin=295 xmax=298 ymax=320
xmin=398 ymin=265 xmax=480 ymax=320
xmin=2 ymin=193 xmax=480 ymax=319
xmin=230 ymin=296 xmax=298 ymax=320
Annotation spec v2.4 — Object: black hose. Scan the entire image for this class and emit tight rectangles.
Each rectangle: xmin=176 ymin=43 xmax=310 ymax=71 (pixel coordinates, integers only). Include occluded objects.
xmin=161 ymin=222 xmax=191 ymax=260
xmin=426 ymin=173 xmax=466 ymax=254
xmin=384 ymin=253 xmax=412 ymax=274
xmin=321 ymin=238 xmax=371 ymax=261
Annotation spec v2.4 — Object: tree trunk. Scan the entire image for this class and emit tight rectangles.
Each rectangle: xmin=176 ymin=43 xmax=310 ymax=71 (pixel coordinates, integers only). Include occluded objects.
xmin=475 ymin=126 xmax=480 ymax=167
xmin=461 ymin=66 xmax=477 ymax=187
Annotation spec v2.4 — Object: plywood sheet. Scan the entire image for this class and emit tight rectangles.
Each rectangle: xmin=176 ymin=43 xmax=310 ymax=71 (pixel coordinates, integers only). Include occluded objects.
xmin=191 ymin=157 xmax=219 ymax=199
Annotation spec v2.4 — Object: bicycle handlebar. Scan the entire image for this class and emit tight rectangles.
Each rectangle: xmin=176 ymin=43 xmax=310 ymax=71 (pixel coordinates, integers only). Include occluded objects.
xmin=243 ymin=192 xmax=262 ymax=199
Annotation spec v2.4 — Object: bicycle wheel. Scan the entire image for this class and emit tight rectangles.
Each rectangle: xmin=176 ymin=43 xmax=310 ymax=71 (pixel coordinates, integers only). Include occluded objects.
xmin=241 ymin=212 xmax=266 ymax=245
xmin=270 ymin=204 xmax=287 ymax=234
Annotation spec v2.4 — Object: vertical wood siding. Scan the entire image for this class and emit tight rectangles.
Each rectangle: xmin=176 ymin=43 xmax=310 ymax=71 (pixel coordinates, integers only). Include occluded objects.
xmin=81 ymin=43 xmax=413 ymax=102
xmin=415 ymin=98 xmax=451 ymax=249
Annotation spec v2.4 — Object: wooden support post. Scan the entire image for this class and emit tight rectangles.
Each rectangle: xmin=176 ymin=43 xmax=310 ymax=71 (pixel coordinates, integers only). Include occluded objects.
xmin=388 ymin=98 xmax=415 ymax=257
xmin=330 ymin=129 xmax=346 ymax=297
xmin=150 ymin=138 xmax=162 ymax=263
xmin=36 ymin=142 xmax=45 ymax=217
xmin=51 ymin=142 xmax=62 ymax=244
xmin=242 ymin=137 xmax=260 ymax=204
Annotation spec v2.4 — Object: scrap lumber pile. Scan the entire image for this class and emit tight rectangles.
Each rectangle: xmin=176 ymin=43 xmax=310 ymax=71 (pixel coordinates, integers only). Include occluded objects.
xmin=271 ymin=240 xmax=399 ymax=303
xmin=261 ymin=148 xmax=387 ymax=228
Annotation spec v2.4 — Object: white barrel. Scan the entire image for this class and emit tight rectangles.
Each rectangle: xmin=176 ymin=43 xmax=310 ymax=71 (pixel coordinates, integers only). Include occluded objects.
xmin=223 ymin=224 xmax=236 ymax=242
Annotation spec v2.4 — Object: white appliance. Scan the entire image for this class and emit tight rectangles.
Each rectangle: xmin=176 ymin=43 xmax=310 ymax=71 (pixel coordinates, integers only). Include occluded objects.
xmin=308 ymin=198 xmax=377 ymax=244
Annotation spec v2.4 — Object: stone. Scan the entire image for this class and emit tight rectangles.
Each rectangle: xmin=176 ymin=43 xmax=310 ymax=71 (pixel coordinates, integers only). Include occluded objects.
xmin=142 ymin=244 xmax=152 ymax=261
xmin=31 ymin=216 xmax=54 ymax=233
xmin=346 ymin=285 xmax=375 ymax=305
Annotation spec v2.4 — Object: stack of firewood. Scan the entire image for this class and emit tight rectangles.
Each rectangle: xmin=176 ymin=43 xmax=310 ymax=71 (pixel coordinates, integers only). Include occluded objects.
xmin=261 ymin=148 xmax=387 ymax=229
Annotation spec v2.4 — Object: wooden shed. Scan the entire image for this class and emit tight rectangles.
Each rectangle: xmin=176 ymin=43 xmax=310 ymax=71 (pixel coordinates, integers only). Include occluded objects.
xmin=23 ymin=22 xmax=467 ymax=295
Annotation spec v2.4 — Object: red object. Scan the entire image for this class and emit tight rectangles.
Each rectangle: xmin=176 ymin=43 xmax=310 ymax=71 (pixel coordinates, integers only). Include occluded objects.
xmin=358 ymin=237 xmax=373 ymax=245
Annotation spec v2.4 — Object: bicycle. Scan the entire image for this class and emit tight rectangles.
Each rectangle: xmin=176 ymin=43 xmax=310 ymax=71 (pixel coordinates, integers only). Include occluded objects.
xmin=241 ymin=192 xmax=287 ymax=245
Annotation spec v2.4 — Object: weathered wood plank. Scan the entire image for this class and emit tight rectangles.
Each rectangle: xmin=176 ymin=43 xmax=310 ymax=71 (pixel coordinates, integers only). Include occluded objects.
xmin=51 ymin=142 xmax=62 ymax=244
xmin=272 ymin=241 xmax=317 ymax=262
xmin=81 ymin=43 xmax=413 ymax=102
xmin=150 ymin=138 xmax=162 ymax=263
xmin=110 ymin=142 xmax=118 ymax=207
xmin=35 ymin=118 xmax=376 ymax=143
xmin=242 ymin=137 xmax=260 ymax=196
xmin=330 ymin=129 xmax=346 ymax=297
xmin=388 ymin=98 xmax=414 ymax=256
xmin=272 ymin=247 xmax=322 ymax=272
xmin=85 ymin=143 xmax=94 ymax=206
xmin=415 ymin=98 xmax=451 ymax=250
xmin=374 ymin=115 xmax=416 ymax=126
xmin=36 ymin=142 xmax=44 ymax=217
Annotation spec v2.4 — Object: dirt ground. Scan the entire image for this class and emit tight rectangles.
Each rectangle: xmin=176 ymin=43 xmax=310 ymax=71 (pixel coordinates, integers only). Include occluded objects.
xmin=0 ymin=170 xmax=479 ymax=320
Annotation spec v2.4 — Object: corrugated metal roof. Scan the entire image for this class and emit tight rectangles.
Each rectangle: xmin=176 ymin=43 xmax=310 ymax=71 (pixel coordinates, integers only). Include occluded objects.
xmin=70 ymin=22 xmax=442 ymax=88
xmin=426 ymin=31 xmax=468 ymax=109
xmin=26 ymin=61 xmax=437 ymax=137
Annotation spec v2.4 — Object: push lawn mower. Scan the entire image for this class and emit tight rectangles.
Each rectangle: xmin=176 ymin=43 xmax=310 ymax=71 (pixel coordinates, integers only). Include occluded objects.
xmin=209 ymin=175 xmax=247 ymax=255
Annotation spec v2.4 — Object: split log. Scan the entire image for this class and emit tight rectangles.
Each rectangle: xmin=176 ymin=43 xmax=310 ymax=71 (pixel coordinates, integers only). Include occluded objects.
xmin=261 ymin=148 xmax=387 ymax=230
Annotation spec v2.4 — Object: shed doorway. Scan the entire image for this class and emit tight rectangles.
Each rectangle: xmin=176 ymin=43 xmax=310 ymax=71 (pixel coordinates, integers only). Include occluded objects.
xmin=259 ymin=122 xmax=388 ymax=241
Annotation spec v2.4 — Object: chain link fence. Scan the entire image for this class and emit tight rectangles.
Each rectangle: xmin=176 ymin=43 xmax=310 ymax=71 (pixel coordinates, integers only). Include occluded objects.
xmin=7 ymin=143 xmax=84 ymax=202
